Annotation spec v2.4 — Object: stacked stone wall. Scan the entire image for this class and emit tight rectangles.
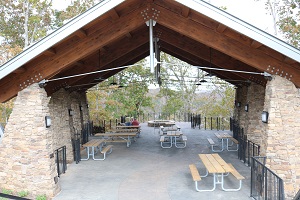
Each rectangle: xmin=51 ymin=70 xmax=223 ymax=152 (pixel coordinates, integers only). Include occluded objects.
xmin=49 ymin=89 xmax=88 ymax=163
xmin=264 ymin=75 xmax=300 ymax=199
xmin=0 ymin=83 xmax=60 ymax=199
xmin=49 ymin=89 xmax=74 ymax=163
xmin=243 ymin=83 xmax=265 ymax=144
xmin=234 ymin=86 xmax=248 ymax=129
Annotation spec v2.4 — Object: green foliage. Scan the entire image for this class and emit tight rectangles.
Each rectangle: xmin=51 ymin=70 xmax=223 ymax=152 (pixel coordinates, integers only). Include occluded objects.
xmin=256 ymin=0 xmax=300 ymax=48
xmin=0 ymin=0 xmax=54 ymax=48
xmin=36 ymin=194 xmax=47 ymax=200
xmin=1 ymin=188 xmax=12 ymax=195
xmin=53 ymin=0 xmax=97 ymax=29
xmin=87 ymin=59 xmax=154 ymax=125
xmin=18 ymin=190 xmax=29 ymax=197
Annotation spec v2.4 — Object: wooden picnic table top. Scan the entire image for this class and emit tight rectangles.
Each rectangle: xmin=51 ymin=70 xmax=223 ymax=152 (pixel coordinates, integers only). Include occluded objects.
xmin=198 ymin=153 xmax=233 ymax=174
xmin=116 ymin=125 xmax=140 ymax=129
xmin=82 ymin=139 xmax=106 ymax=147
xmin=167 ymin=131 xmax=183 ymax=136
xmin=94 ymin=132 xmax=138 ymax=137
xmin=214 ymin=132 xmax=232 ymax=139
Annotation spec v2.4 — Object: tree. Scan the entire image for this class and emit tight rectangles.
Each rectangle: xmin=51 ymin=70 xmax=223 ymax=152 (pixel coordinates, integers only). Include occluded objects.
xmin=255 ymin=0 xmax=300 ymax=48
xmin=0 ymin=0 xmax=54 ymax=49
xmin=53 ymin=0 xmax=99 ymax=28
xmin=86 ymin=59 xmax=154 ymax=124
xmin=158 ymin=53 xmax=202 ymax=115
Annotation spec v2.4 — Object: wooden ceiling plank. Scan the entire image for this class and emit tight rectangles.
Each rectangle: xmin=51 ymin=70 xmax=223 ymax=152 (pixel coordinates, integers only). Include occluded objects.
xmin=51 ymin=44 xmax=149 ymax=94
xmin=160 ymin=40 xmax=252 ymax=83
xmin=161 ymin=45 xmax=240 ymax=85
xmin=153 ymin=4 xmax=300 ymax=87
xmin=157 ymin=25 xmax=263 ymax=81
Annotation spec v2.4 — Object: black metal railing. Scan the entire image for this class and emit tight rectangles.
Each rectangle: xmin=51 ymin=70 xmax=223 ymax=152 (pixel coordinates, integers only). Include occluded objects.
xmin=251 ymin=156 xmax=284 ymax=200
xmin=55 ymin=146 xmax=67 ymax=177
xmin=191 ymin=114 xmax=201 ymax=129
xmin=0 ymin=193 xmax=31 ymax=200
xmin=231 ymin=118 xmax=260 ymax=166
xmin=72 ymin=138 xmax=81 ymax=164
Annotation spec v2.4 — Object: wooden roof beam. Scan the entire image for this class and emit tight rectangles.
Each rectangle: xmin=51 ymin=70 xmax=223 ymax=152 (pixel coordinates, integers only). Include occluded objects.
xmin=153 ymin=4 xmax=300 ymax=87
xmin=0 ymin=5 xmax=147 ymax=102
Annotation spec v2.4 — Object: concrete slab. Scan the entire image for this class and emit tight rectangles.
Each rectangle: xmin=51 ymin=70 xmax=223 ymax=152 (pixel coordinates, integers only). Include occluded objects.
xmin=53 ymin=122 xmax=252 ymax=200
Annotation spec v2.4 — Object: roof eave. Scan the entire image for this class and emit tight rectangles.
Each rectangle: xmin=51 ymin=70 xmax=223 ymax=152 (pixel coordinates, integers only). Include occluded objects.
xmin=176 ymin=0 xmax=300 ymax=63
xmin=0 ymin=0 xmax=125 ymax=81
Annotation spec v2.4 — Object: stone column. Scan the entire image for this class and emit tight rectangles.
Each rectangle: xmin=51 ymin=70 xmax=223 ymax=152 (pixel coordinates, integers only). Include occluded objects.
xmin=243 ymin=83 xmax=265 ymax=144
xmin=264 ymin=75 xmax=300 ymax=199
xmin=49 ymin=89 xmax=74 ymax=163
xmin=0 ymin=83 xmax=60 ymax=199
xmin=235 ymin=86 xmax=248 ymax=128
xmin=49 ymin=89 xmax=89 ymax=163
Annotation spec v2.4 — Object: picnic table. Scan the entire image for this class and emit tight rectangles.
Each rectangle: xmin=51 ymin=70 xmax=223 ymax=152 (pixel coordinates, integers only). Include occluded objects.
xmin=114 ymin=125 xmax=141 ymax=137
xmin=214 ymin=132 xmax=238 ymax=151
xmin=81 ymin=139 xmax=107 ymax=160
xmin=189 ymin=153 xmax=244 ymax=192
xmin=95 ymin=132 xmax=138 ymax=147
xmin=160 ymin=131 xmax=187 ymax=148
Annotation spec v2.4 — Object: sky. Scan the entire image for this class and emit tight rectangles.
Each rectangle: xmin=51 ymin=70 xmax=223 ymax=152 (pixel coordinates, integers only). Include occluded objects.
xmin=52 ymin=0 xmax=274 ymax=35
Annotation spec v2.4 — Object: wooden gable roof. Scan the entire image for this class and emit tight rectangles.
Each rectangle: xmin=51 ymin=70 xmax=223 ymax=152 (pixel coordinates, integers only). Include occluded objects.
xmin=0 ymin=0 xmax=300 ymax=103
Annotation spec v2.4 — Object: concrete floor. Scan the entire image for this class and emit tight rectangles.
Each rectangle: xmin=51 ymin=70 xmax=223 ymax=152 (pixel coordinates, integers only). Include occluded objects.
xmin=53 ymin=122 xmax=253 ymax=200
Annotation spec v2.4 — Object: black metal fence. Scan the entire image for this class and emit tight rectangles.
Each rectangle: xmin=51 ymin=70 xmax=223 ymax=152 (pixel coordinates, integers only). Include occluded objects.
xmin=251 ymin=156 xmax=285 ymax=200
xmin=231 ymin=118 xmax=260 ymax=166
xmin=191 ymin=114 xmax=201 ymax=129
xmin=72 ymin=138 xmax=81 ymax=164
xmin=0 ymin=193 xmax=31 ymax=200
xmin=55 ymin=146 xmax=67 ymax=177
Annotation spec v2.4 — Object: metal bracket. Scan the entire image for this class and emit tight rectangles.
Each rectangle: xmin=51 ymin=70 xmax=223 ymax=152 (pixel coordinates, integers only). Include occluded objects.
xmin=141 ymin=7 xmax=160 ymax=22
xmin=20 ymin=73 xmax=43 ymax=89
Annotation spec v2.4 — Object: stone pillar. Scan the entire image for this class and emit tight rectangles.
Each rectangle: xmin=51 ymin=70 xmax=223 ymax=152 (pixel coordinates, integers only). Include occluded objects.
xmin=0 ymin=83 xmax=60 ymax=199
xmin=235 ymin=86 xmax=248 ymax=128
xmin=243 ymin=83 xmax=265 ymax=144
xmin=49 ymin=89 xmax=74 ymax=163
xmin=264 ymin=75 xmax=300 ymax=199
xmin=49 ymin=89 xmax=89 ymax=163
